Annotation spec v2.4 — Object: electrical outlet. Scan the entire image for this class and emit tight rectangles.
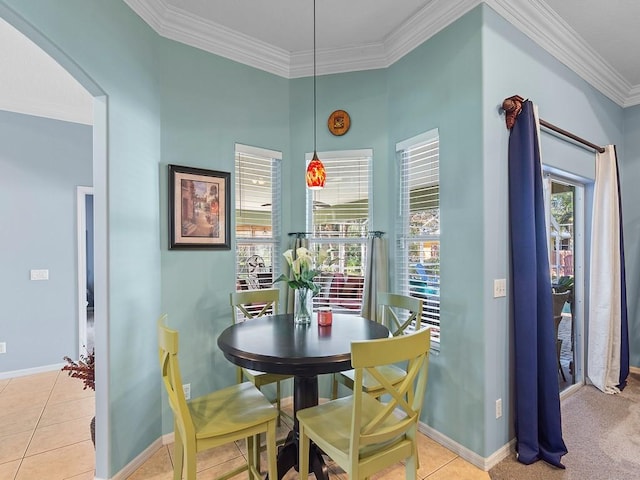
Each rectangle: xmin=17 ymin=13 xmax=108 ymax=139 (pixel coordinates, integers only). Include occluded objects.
xmin=496 ymin=398 xmax=502 ymax=419
xmin=493 ymin=279 xmax=506 ymax=298
xmin=0 ymin=342 xmax=6 ymax=354
xmin=183 ymin=383 xmax=191 ymax=400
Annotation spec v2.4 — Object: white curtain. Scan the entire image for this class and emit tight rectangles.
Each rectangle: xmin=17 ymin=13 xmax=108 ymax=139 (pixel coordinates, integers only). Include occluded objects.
xmin=588 ymin=145 xmax=623 ymax=394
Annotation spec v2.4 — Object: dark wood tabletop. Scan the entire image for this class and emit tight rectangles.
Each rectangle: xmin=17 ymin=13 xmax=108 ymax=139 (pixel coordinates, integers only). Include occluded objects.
xmin=217 ymin=313 xmax=390 ymax=376
xmin=217 ymin=313 xmax=389 ymax=480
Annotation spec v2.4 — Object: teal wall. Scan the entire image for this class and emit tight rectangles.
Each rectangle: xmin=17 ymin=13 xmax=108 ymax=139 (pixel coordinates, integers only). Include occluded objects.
xmin=2 ymin=0 xmax=639 ymax=475
xmin=157 ymin=37 xmax=291 ymax=429
xmin=387 ymin=7 xmax=486 ymax=455
xmin=0 ymin=110 xmax=92 ymax=371
xmin=481 ymin=4 xmax=626 ymax=456
xmin=622 ymin=104 xmax=640 ymax=366
xmin=0 ymin=0 xmax=163 ymax=476
xmin=291 ymin=68 xmax=390 ymax=230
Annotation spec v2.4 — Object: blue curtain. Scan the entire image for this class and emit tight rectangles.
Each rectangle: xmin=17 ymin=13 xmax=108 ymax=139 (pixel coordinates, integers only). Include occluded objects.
xmin=508 ymin=100 xmax=567 ymax=467
xmin=615 ymin=147 xmax=630 ymax=390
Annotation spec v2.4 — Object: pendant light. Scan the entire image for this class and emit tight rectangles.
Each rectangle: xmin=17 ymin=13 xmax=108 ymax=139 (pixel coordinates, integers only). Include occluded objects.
xmin=306 ymin=0 xmax=326 ymax=190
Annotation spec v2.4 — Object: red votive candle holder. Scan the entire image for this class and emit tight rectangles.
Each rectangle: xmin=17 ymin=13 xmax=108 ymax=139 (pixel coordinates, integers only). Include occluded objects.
xmin=318 ymin=307 xmax=333 ymax=326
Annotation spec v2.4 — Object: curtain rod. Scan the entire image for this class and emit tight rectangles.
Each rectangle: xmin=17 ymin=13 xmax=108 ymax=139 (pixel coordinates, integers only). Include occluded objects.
xmin=501 ymin=95 xmax=606 ymax=154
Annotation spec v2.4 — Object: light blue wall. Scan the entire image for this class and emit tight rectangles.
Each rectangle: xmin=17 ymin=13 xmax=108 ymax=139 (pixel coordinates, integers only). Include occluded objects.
xmin=481 ymin=4 xmax=626 ymax=455
xmin=622 ymin=104 xmax=640 ymax=366
xmin=157 ymin=37 xmax=291 ymax=429
xmin=3 ymin=0 xmax=639 ymax=474
xmin=387 ymin=7 xmax=486 ymax=455
xmin=290 ymin=68 xmax=390 ymax=230
xmin=0 ymin=1 xmax=163 ymax=476
xmin=0 ymin=110 xmax=92 ymax=371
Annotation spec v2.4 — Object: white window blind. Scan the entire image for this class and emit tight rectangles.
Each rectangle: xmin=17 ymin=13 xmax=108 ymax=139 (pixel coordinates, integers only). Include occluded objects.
xmin=396 ymin=130 xmax=440 ymax=347
xmin=235 ymin=144 xmax=281 ymax=292
xmin=306 ymin=150 xmax=372 ymax=314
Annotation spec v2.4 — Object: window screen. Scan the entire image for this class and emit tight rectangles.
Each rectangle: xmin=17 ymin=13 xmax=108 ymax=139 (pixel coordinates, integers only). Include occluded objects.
xmin=396 ymin=130 xmax=440 ymax=347
xmin=235 ymin=144 xmax=281 ymax=293
xmin=306 ymin=149 xmax=372 ymax=314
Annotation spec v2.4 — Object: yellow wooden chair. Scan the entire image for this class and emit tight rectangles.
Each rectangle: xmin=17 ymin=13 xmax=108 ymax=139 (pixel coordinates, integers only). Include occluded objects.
xmin=298 ymin=328 xmax=431 ymax=480
xmin=230 ymin=288 xmax=293 ymax=425
xmin=158 ymin=315 xmax=277 ymax=480
xmin=332 ymin=292 xmax=424 ymax=399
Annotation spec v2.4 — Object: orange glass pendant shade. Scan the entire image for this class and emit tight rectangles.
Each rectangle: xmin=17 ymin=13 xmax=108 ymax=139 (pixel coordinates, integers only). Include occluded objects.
xmin=306 ymin=0 xmax=326 ymax=190
xmin=306 ymin=152 xmax=326 ymax=189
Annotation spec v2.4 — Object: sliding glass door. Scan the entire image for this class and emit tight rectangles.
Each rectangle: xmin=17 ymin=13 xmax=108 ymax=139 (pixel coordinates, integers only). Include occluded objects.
xmin=544 ymin=173 xmax=585 ymax=393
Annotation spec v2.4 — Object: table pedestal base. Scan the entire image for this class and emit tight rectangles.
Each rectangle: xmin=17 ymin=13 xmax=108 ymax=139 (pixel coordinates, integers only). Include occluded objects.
xmin=269 ymin=375 xmax=329 ymax=480
xmin=276 ymin=431 xmax=328 ymax=480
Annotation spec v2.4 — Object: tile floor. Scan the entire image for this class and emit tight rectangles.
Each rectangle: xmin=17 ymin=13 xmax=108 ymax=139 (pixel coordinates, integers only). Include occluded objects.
xmin=0 ymin=370 xmax=94 ymax=480
xmin=0 ymin=370 xmax=490 ymax=479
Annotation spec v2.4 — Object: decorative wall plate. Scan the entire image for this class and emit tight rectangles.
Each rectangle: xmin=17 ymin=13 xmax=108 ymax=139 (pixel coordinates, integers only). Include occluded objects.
xmin=327 ymin=110 xmax=350 ymax=136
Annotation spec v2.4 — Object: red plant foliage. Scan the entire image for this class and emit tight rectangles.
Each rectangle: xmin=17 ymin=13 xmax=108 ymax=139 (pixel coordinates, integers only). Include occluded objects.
xmin=62 ymin=348 xmax=95 ymax=391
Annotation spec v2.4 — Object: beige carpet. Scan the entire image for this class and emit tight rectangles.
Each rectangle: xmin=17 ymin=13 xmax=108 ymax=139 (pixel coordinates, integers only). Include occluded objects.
xmin=490 ymin=372 xmax=640 ymax=480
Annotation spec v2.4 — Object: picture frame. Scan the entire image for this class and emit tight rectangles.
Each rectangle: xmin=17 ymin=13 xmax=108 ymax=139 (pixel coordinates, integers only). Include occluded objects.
xmin=168 ymin=164 xmax=231 ymax=250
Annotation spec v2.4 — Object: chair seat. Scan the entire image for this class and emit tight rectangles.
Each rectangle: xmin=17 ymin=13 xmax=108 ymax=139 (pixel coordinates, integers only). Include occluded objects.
xmin=299 ymin=328 xmax=430 ymax=480
xmin=189 ymin=381 xmax=278 ymax=440
xmin=338 ymin=365 xmax=407 ymax=394
xmin=297 ymin=395 xmax=410 ymax=460
xmin=158 ymin=316 xmax=278 ymax=480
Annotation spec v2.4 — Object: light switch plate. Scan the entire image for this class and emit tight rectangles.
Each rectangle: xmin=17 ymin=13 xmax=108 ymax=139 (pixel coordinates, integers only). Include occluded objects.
xmin=30 ymin=269 xmax=49 ymax=281
xmin=493 ymin=279 xmax=506 ymax=298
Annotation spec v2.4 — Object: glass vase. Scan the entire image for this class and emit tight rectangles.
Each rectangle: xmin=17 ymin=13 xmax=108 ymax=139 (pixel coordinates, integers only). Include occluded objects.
xmin=294 ymin=287 xmax=313 ymax=325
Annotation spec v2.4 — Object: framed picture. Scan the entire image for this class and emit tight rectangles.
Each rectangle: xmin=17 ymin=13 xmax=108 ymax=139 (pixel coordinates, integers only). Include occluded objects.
xmin=168 ymin=164 xmax=230 ymax=250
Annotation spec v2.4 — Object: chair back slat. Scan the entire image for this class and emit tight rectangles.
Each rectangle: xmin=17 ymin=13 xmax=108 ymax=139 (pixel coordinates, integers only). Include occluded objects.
xmin=157 ymin=315 xmax=194 ymax=439
xmin=350 ymin=328 xmax=430 ymax=452
xmin=230 ymin=288 xmax=280 ymax=322
xmin=376 ymin=292 xmax=423 ymax=336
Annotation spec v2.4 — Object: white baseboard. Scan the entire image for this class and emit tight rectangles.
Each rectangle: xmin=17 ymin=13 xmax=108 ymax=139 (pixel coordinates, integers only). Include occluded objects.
xmin=162 ymin=431 xmax=175 ymax=445
xmin=483 ymin=438 xmax=516 ymax=470
xmin=0 ymin=363 xmax=65 ymax=380
xmin=418 ymin=421 xmax=515 ymax=471
xmin=104 ymin=397 xmax=520 ymax=478
xmin=104 ymin=436 xmax=165 ymax=480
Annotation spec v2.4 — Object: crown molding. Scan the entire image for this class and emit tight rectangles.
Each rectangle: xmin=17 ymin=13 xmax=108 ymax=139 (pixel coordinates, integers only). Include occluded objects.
xmin=124 ymin=0 xmax=639 ymax=106
xmin=487 ymin=0 xmax=631 ymax=107
xmin=624 ymin=85 xmax=640 ymax=108
xmin=385 ymin=0 xmax=480 ymax=65
xmin=124 ymin=0 xmax=291 ymax=77
xmin=289 ymin=43 xmax=387 ymax=79
xmin=124 ymin=0 xmax=485 ymax=79
xmin=123 ymin=0 xmax=170 ymax=33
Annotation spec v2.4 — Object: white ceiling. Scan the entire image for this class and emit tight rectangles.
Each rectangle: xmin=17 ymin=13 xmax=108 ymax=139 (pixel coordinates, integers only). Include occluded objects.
xmin=2 ymin=0 xmax=640 ymax=126
xmin=0 ymin=16 xmax=93 ymax=124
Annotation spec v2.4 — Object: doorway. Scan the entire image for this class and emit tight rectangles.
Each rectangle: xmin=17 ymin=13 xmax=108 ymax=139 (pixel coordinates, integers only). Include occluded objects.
xmin=0 ymin=9 xmax=109 ymax=476
xmin=77 ymin=187 xmax=94 ymax=354
xmin=544 ymin=174 xmax=585 ymax=394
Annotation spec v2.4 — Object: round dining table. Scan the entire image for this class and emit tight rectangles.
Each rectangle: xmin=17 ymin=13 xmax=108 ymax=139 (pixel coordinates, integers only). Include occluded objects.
xmin=217 ymin=313 xmax=389 ymax=480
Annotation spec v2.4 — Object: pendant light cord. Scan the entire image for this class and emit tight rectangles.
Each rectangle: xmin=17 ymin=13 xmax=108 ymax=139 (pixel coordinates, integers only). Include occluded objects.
xmin=313 ymin=0 xmax=317 ymax=153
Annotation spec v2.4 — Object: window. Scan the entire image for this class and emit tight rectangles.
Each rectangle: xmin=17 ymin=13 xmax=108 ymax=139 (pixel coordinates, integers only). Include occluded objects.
xmin=396 ymin=130 xmax=440 ymax=346
xmin=235 ymin=144 xmax=281 ymax=292
xmin=306 ymin=149 xmax=372 ymax=314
